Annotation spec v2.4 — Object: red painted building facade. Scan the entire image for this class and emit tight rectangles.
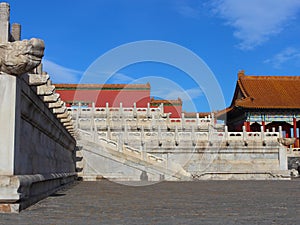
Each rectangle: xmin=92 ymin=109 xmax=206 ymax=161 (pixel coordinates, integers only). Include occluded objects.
xmin=150 ymin=98 xmax=182 ymax=118
xmin=55 ymin=83 xmax=183 ymax=118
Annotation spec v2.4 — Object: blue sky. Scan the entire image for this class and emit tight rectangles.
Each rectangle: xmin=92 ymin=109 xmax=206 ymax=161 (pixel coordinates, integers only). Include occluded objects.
xmin=6 ymin=0 xmax=300 ymax=112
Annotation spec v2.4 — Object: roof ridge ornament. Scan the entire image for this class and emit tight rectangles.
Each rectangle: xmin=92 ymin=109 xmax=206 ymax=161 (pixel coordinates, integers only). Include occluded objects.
xmin=238 ymin=70 xmax=245 ymax=78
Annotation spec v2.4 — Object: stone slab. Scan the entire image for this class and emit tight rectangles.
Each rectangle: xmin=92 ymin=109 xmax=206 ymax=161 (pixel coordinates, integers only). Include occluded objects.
xmin=0 ymin=173 xmax=77 ymax=213
xmin=0 ymin=75 xmax=17 ymax=175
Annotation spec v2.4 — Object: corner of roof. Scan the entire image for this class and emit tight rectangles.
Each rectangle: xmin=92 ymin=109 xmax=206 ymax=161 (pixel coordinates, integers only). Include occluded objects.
xmin=237 ymin=70 xmax=249 ymax=98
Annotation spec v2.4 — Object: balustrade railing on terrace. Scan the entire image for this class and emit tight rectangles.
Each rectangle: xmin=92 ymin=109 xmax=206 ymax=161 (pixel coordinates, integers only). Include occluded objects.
xmin=74 ymin=117 xmax=216 ymax=131
xmin=105 ymin=129 xmax=280 ymax=143
xmin=77 ymin=129 xmax=191 ymax=179
xmin=78 ymin=124 xmax=282 ymax=149
xmin=68 ymin=102 xmax=166 ymax=118
xmin=287 ymin=148 xmax=300 ymax=156
xmin=67 ymin=103 xmax=218 ymax=131
xmin=69 ymin=104 xmax=284 ymax=145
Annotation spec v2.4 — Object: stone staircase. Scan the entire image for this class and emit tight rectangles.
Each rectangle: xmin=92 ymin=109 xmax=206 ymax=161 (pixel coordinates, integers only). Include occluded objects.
xmin=76 ymin=129 xmax=191 ymax=181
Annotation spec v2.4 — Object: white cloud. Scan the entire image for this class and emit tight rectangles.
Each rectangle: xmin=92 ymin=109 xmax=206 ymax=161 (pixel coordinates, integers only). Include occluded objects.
xmin=264 ymin=47 xmax=300 ymax=68
xmin=151 ymin=87 xmax=203 ymax=112
xmin=151 ymin=86 xmax=203 ymax=102
xmin=107 ymin=73 xmax=135 ymax=83
xmin=164 ymin=88 xmax=203 ymax=101
xmin=175 ymin=1 xmax=202 ymax=19
xmin=42 ymin=59 xmax=82 ymax=83
xmin=128 ymin=75 xmax=201 ymax=101
xmin=210 ymin=0 xmax=300 ymax=50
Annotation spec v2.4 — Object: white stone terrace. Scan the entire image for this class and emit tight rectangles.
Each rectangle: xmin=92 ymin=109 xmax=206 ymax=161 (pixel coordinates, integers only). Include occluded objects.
xmin=68 ymin=102 xmax=220 ymax=132
xmin=68 ymin=103 xmax=283 ymax=149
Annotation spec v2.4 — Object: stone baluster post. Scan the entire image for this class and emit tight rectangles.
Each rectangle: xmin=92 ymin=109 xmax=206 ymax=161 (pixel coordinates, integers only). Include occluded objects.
xmin=0 ymin=2 xmax=10 ymax=43
xmin=196 ymin=113 xmax=199 ymax=126
xmin=175 ymin=125 xmax=179 ymax=146
xmin=119 ymin=102 xmax=123 ymax=119
xmin=279 ymin=126 xmax=282 ymax=139
xmin=261 ymin=126 xmax=266 ymax=145
xmin=242 ymin=125 xmax=247 ymax=141
xmin=151 ymin=114 xmax=156 ymax=130
xmin=158 ymin=125 xmax=162 ymax=146
xmin=166 ymin=113 xmax=170 ymax=124
xmin=147 ymin=102 xmax=150 ymax=118
xmin=224 ymin=126 xmax=228 ymax=142
xmin=136 ymin=114 xmax=140 ymax=130
xmin=107 ymin=126 xmax=111 ymax=139
xmin=141 ymin=125 xmax=145 ymax=147
xmin=208 ymin=124 xmax=212 ymax=145
xmin=121 ymin=114 xmax=125 ymax=132
xmin=133 ymin=102 xmax=137 ymax=118
xmin=93 ymin=122 xmax=98 ymax=142
xmin=105 ymin=102 xmax=109 ymax=118
xmin=156 ymin=106 xmax=160 ymax=119
xmin=11 ymin=23 xmax=21 ymax=41
xmin=124 ymin=121 xmax=128 ymax=145
xmin=92 ymin=102 xmax=97 ymax=141
xmin=75 ymin=105 xmax=79 ymax=129
xmin=92 ymin=102 xmax=95 ymax=116
xmin=191 ymin=125 xmax=196 ymax=146
xmin=106 ymin=116 xmax=111 ymax=132
xmin=161 ymin=103 xmax=164 ymax=114
xmin=141 ymin=145 xmax=147 ymax=161
xmin=117 ymin=133 xmax=123 ymax=152
xmin=78 ymin=102 xmax=82 ymax=117
xmin=181 ymin=113 xmax=185 ymax=130
xmin=89 ymin=102 xmax=95 ymax=133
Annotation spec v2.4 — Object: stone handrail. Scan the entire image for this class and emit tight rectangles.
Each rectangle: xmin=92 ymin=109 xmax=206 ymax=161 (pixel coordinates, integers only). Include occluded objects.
xmin=69 ymin=106 xmax=213 ymax=129
xmin=77 ymin=129 xmax=191 ymax=179
xmin=78 ymin=128 xmax=166 ymax=164
xmin=287 ymin=148 xmax=300 ymax=156
xmin=81 ymin=130 xmax=280 ymax=144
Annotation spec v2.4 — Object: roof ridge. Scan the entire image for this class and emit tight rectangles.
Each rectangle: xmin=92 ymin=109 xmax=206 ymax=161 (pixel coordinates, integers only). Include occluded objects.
xmin=242 ymin=75 xmax=300 ymax=79
xmin=54 ymin=83 xmax=151 ymax=88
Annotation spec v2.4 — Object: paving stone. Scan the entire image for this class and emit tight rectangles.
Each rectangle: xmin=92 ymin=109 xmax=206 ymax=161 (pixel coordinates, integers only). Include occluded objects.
xmin=0 ymin=180 xmax=300 ymax=224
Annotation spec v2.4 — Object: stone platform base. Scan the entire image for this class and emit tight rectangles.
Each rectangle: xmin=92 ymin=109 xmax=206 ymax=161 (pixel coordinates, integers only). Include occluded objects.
xmin=192 ymin=171 xmax=291 ymax=180
xmin=0 ymin=173 xmax=77 ymax=213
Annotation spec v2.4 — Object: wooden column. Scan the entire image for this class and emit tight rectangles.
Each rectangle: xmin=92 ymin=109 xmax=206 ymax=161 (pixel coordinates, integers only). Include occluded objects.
xmin=243 ymin=121 xmax=250 ymax=132
xmin=293 ymin=117 xmax=298 ymax=147
xmin=262 ymin=121 xmax=265 ymax=132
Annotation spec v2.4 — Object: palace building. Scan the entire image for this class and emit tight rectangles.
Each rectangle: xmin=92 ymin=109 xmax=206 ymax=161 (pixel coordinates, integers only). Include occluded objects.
xmin=217 ymin=70 xmax=300 ymax=146
xmin=55 ymin=71 xmax=300 ymax=146
xmin=55 ymin=83 xmax=183 ymax=118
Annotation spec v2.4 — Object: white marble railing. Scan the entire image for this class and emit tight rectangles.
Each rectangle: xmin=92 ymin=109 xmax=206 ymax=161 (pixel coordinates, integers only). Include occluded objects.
xmin=79 ymin=129 xmax=166 ymax=164
xmin=78 ymin=128 xmax=192 ymax=179
xmin=287 ymin=148 xmax=300 ymax=156
xmin=68 ymin=105 xmax=213 ymax=129
xmin=73 ymin=114 xmax=214 ymax=132
xmin=86 ymin=129 xmax=280 ymax=145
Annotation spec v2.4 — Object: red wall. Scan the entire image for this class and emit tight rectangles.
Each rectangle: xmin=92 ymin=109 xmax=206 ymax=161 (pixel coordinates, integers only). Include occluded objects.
xmin=163 ymin=105 xmax=182 ymax=118
xmin=57 ymin=88 xmax=182 ymax=118
xmin=57 ymin=89 xmax=150 ymax=107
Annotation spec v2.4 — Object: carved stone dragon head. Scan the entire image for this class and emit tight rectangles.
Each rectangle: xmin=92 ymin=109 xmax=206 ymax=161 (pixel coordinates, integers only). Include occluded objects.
xmin=0 ymin=38 xmax=44 ymax=75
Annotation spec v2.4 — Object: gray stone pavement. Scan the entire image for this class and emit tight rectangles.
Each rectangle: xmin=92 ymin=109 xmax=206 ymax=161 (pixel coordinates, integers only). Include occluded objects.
xmin=0 ymin=180 xmax=300 ymax=224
